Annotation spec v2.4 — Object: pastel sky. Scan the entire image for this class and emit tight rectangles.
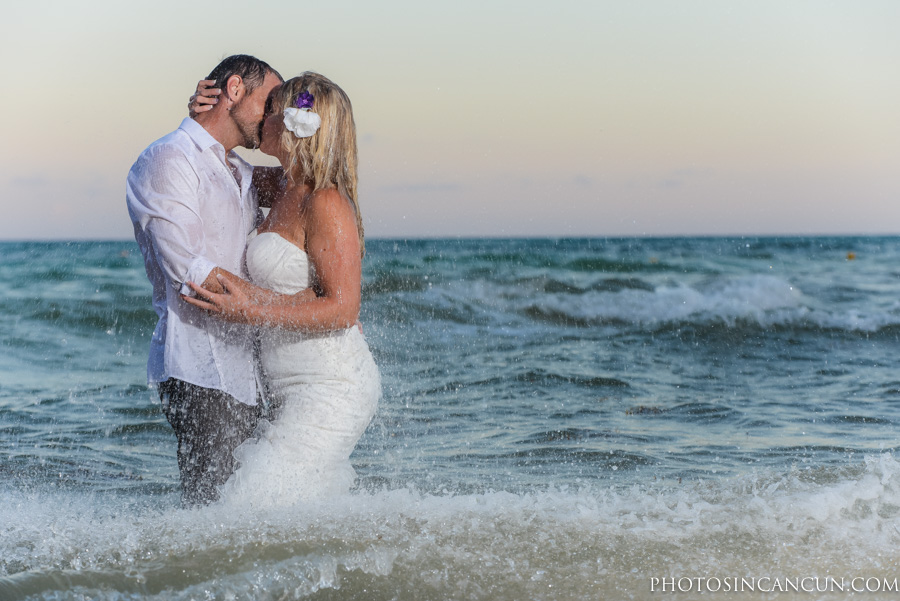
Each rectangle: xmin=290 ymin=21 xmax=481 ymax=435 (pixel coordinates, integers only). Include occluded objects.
xmin=1 ymin=1 xmax=898 ymax=240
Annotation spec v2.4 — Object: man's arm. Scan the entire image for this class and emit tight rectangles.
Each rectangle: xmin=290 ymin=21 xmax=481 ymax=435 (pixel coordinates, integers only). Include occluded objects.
xmin=128 ymin=145 xmax=220 ymax=295
xmin=252 ymin=166 xmax=285 ymax=209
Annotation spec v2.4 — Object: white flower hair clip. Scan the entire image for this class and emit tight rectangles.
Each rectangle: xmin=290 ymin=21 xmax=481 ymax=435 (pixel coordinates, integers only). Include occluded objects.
xmin=283 ymin=91 xmax=321 ymax=138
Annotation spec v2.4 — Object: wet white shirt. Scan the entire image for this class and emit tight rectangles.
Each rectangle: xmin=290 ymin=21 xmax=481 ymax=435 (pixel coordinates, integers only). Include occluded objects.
xmin=126 ymin=117 xmax=262 ymax=406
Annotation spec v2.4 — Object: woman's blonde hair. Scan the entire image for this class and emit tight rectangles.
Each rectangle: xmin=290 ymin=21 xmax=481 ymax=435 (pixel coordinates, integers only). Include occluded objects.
xmin=276 ymin=72 xmax=364 ymax=255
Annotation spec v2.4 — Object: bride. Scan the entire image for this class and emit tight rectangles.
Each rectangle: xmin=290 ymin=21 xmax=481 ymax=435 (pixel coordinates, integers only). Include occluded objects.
xmin=184 ymin=72 xmax=380 ymax=507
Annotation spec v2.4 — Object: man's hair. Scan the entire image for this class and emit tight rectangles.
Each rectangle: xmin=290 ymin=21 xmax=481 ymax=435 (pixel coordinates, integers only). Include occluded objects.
xmin=206 ymin=54 xmax=282 ymax=95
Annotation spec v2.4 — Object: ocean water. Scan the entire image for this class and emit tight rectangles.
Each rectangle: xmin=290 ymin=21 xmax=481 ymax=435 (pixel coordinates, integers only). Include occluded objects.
xmin=3 ymin=236 xmax=900 ymax=600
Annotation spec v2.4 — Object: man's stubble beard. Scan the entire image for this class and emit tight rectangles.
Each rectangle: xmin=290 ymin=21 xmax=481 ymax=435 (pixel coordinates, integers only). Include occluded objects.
xmin=231 ymin=99 xmax=262 ymax=150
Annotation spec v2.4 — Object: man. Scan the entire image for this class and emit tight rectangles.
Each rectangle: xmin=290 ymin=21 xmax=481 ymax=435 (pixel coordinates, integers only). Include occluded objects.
xmin=126 ymin=55 xmax=282 ymax=506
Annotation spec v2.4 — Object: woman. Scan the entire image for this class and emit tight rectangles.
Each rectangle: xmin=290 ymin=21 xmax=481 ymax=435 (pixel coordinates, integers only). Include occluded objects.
xmin=184 ymin=73 xmax=380 ymax=507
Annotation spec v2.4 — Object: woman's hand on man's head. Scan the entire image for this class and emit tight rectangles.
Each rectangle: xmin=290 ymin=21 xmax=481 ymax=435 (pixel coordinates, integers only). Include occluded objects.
xmin=188 ymin=80 xmax=221 ymax=118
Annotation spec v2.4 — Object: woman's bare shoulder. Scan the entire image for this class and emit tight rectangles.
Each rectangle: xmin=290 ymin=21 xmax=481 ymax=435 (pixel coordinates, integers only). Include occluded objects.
xmin=305 ymin=188 xmax=356 ymax=224
xmin=303 ymin=188 xmax=361 ymax=257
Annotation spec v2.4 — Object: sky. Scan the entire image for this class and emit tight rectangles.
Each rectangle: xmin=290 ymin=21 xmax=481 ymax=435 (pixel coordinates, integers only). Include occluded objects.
xmin=1 ymin=1 xmax=899 ymax=240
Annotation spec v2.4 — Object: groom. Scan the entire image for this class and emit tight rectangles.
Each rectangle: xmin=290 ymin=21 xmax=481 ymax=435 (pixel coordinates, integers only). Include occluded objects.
xmin=126 ymin=55 xmax=282 ymax=506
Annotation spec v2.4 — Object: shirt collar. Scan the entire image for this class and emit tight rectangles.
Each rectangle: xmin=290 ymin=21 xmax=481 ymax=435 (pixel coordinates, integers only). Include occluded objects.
xmin=178 ymin=117 xmax=222 ymax=153
xmin=178 ymin=117 xmax=254 ymax=184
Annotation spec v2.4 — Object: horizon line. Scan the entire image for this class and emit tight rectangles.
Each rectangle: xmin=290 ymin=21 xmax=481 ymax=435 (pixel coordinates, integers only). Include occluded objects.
xmin=3 ymin=232 xmax=900 ymax=244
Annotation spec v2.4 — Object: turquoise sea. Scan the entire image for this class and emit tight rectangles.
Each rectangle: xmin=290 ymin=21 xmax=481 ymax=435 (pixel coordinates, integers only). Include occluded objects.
xmin=4 ymin=236 xmax=900 ymax=599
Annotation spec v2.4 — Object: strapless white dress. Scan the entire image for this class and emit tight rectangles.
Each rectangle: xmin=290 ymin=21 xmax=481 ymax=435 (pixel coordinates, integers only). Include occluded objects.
xmin=220 ymin=232 xmax=380 ymax=507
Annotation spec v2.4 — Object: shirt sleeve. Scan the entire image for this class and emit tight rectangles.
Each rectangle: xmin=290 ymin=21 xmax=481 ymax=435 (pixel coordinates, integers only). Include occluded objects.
xmin=126 ymin=144 xmax=217 ymax=294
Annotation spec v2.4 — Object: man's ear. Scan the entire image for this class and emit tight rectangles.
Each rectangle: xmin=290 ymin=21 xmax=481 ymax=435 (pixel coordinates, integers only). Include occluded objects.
xmin=225 ymin=74 xmax=244 ymax=103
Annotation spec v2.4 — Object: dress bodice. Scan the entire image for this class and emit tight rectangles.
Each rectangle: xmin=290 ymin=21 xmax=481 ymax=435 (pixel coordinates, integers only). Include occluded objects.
xmin=246 ymin=232 xmax=312 ymax=294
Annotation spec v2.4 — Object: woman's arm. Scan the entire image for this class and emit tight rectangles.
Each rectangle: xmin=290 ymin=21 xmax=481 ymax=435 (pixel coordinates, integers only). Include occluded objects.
xmin=185 ymin=268 xmax=316 ymax=315
xmin=183 ymin=189 xmax=361 ymax=333
xmin=188 ymin=80 xmax=220 ymax=117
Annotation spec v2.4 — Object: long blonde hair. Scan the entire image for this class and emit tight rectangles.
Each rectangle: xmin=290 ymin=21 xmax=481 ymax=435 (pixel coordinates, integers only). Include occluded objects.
xmin=276 ymin=73 xmax=364 ymax=255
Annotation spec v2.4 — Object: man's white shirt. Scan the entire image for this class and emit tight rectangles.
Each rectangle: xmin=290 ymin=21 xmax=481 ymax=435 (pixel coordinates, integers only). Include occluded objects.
xmin=126 ymin=117 xmax=262 ymax=406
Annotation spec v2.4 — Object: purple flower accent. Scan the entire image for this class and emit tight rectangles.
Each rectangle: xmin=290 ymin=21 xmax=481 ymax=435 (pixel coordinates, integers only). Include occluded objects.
xmin=295 ymin=91 xmax=314 ymax=110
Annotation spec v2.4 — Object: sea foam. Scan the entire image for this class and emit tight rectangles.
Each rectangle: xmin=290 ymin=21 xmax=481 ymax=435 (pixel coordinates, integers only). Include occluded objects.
xmin=3 ymin=454 xmax=900 ymax=600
